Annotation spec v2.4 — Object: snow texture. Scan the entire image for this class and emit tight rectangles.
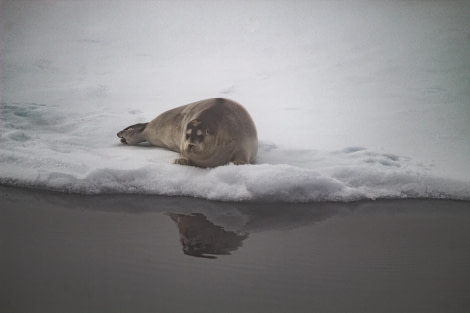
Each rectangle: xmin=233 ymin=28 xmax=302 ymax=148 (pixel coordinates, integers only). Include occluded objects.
xmin=1 ymin=0 xmax=469 ymax=202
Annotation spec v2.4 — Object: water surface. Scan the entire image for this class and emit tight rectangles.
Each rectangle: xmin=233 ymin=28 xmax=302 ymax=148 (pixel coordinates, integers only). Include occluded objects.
xmin=1 ymin=186 xmax=469 ymax=312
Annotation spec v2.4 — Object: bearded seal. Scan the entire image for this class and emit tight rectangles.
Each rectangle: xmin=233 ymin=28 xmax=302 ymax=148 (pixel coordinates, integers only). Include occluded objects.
xmin=117 ymin=98 xmax=258 ymax=168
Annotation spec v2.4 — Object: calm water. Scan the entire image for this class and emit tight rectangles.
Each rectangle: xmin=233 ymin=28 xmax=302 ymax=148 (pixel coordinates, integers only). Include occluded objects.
xmin=1 ymin=186 xmax=470 ymax=313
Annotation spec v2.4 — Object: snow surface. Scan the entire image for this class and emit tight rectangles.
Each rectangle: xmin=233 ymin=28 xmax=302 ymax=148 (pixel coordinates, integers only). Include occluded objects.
xmin=1 ymin=0 xmax=469 ymax=202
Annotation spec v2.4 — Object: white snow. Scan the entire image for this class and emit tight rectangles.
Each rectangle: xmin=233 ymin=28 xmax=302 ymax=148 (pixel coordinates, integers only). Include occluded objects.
xmin=1 ymin=0 xmax=469 ymax=202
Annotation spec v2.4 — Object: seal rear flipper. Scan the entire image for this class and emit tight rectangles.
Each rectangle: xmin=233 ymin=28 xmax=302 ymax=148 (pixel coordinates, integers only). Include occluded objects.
xmin=117 ymin=122 xmax=148 ymax=145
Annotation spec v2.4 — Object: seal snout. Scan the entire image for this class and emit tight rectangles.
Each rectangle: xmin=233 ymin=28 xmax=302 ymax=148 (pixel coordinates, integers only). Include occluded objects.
xmin=186 ymin=142 xmax=201 ymax=153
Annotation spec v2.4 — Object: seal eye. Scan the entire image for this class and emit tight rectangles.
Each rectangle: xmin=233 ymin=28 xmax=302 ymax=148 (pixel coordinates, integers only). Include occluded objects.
xmin=185 ymin=134 xmax=190 ymax=140
xmin=206 ymin=129 xmax=210 ymax=135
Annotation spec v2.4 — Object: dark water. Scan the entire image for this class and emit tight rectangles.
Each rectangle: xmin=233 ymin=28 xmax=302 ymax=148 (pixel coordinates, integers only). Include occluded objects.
xmin=1 ymin=186 xmax=470 ymax=313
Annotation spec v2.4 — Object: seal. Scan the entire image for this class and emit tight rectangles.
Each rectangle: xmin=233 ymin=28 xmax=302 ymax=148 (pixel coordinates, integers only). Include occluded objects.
xmin=117 ymin=98 xmax=258 ymax=168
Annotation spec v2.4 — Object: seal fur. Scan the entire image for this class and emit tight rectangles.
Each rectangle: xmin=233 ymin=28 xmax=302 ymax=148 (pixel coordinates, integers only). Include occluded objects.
xmin=117 ymin=98 xmax=258 ymax=168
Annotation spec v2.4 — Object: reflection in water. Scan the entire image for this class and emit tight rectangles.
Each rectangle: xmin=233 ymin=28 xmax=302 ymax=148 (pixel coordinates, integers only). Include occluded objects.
xmin=1 ymin=185 xmax=339 ymax=259
xmin=169 ymin=213 xmax=248 ymax=259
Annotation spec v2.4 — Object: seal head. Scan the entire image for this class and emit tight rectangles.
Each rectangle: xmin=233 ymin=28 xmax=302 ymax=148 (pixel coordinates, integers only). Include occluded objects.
xmin=181 ymin=119 xmax=210 ymax=155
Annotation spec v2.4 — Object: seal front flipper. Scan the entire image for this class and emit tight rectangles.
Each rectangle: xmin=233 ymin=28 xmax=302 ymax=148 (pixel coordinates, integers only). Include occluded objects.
xmin=232 ymin=160 xmax=248 ymax=165
xmin=174 ymin=157 xmax=196 ymax=166
xmin=117 ymin=122 xmax=148 ymax=145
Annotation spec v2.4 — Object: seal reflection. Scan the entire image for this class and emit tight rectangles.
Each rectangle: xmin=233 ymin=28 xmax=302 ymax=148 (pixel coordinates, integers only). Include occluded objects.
xmin=169 ymin=213 xmax=248 ymax=259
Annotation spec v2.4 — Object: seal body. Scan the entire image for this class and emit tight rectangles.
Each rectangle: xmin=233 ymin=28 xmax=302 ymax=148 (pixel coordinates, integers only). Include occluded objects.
xmin=117 ymin=98 xmax=258 ymax=168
